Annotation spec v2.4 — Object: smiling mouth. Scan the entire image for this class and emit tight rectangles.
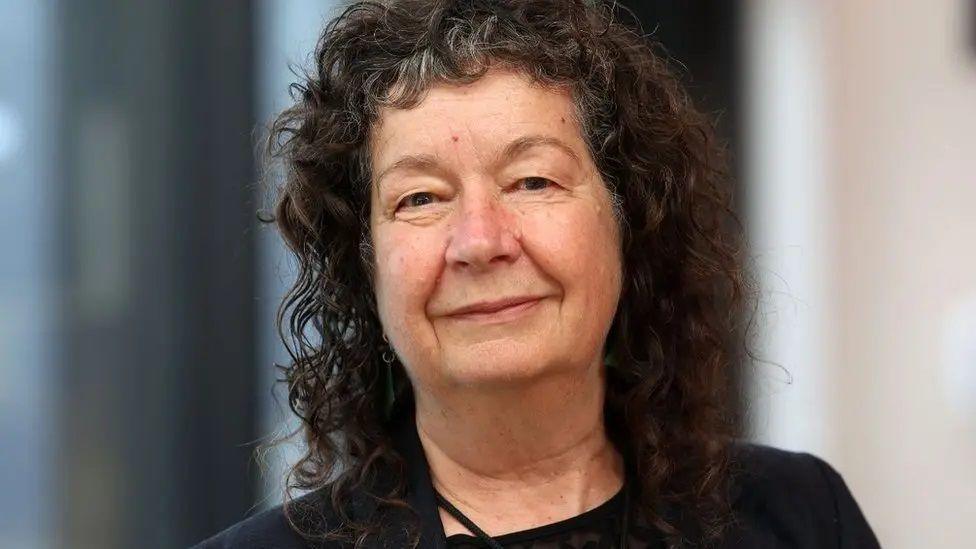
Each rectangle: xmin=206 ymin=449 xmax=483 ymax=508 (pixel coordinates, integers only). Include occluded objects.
xmin=446 ymin=297 xmax=543 ymax=323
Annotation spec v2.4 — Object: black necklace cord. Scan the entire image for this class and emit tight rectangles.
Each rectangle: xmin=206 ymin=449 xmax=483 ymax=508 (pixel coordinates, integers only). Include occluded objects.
xmin=435 ymin=483 xmax=632 ymax=549
xmin=434 ymin=489 xmax=504 ymax=549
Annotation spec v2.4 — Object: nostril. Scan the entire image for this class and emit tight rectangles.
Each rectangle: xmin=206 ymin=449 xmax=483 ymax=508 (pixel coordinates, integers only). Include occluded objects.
xmin=446 ymin=223 xmax=520 ymax=268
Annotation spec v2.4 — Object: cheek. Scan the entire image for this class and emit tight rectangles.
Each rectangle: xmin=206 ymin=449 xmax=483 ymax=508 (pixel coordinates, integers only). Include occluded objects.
xmin=373 ymin=229 xmax=444 ymax=329
xmin=523 ymin=201 xmax=622 ymax=289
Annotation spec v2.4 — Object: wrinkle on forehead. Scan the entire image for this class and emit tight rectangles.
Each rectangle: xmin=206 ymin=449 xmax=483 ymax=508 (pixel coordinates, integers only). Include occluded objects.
xmin=371 ymin=70 xmax=585 ymax=163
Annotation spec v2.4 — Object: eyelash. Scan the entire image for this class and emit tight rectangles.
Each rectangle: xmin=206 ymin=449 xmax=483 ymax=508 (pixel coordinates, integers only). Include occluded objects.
xmin=397 ymin=192 xmax=437 ymax=210
xmin=395 ymin=177 xmax=556 ymax=211
xmin=516 ymin=176 xmax=554 ymax=192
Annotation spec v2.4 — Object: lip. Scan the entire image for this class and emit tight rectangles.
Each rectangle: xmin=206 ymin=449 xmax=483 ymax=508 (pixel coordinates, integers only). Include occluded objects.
xmin=446 ymin=296 xmax=544 ymax=322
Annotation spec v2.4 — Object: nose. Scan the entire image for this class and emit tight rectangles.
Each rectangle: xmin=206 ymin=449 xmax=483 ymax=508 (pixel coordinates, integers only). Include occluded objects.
xmin=444 ymin=190 xmax=521 ymax=271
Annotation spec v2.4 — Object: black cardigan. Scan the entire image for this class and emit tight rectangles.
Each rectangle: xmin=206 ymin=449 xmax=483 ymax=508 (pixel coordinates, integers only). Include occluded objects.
xmin=192 ymin=407 xmax=881 ymax=549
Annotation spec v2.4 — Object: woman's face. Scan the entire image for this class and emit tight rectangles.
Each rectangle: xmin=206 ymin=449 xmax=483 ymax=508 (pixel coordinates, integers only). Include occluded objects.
xmin=369 ymin=69 xmax=623 ymax=394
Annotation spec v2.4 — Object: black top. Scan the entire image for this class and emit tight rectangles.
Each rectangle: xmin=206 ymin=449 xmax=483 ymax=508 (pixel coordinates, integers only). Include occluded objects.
xmin=440 ymin=481 xmax=665 ymax=548
xmin=191 ymin=403 xmax=881 ymax=549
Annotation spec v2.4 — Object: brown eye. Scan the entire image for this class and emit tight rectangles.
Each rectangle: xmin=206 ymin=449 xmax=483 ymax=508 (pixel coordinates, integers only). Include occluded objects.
xmin=398 ymin=192 xmax=437 ymax=210
xmin=518 ymin=177 xmax=553 ymax=191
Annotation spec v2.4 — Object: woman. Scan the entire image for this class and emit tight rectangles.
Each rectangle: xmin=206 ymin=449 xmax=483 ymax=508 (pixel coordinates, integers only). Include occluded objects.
xmin=196 ymin=0 xmax=879 ymax=547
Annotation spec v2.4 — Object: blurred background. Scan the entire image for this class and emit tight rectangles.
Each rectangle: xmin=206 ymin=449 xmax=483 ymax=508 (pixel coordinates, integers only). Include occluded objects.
xmin=1 ymin=0 xmax=973 ymax=547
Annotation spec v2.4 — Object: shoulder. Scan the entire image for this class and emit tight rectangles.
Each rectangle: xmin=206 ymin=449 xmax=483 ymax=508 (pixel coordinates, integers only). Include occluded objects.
xmin=188 ymin=489 xmax=340 ymax=549
xmin=722 ymin=443 xmax=880 ymax=548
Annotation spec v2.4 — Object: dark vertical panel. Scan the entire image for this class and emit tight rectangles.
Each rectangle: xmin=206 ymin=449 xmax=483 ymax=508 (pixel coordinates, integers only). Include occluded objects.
xmin=172 ymin=2 xmax=259 ymax=543
xmin=621 ymin=0 xmax=740 ymax=145
xmin=57 ymin=1 xmax=258 ymax=547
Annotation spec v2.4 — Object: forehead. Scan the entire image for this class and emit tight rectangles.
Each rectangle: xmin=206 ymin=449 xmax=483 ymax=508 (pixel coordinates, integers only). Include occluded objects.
xmin=369 ymin=69 xmax=587 ymax=170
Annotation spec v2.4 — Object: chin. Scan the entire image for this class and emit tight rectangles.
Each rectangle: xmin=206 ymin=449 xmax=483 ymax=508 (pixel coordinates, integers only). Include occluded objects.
xmin=439 ymin=343 xmax=571 ymax=387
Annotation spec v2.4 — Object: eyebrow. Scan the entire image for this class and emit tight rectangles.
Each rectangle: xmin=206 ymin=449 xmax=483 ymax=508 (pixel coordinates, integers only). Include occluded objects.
xmin=375 ymin=153 xmax=443 ymax=189
xmin=499 ymin=135 xmax=583 ymax=169
xmin=374 ymin=134 xmax=583 ymax=188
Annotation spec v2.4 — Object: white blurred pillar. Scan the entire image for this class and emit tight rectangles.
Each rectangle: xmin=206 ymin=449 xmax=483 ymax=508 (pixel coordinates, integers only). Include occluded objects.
xmin=743 ymin=0 xmax=832 ymax=456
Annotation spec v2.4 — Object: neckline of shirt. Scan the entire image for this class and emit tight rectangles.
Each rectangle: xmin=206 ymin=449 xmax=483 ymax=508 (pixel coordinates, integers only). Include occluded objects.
xmin=443 ymin=481 xmax=627 ymax=545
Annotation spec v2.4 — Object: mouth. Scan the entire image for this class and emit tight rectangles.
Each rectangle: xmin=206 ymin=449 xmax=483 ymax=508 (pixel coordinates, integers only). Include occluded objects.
xmin=445 ymin=296 xmax=544 ymax=323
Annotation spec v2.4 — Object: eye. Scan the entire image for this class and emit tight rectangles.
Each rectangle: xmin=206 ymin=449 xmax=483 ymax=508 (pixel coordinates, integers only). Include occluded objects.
xmin=516 ymin=177 xmax=555 ymax=191
xmin=397 ymin=191 xmax=438 ymax=210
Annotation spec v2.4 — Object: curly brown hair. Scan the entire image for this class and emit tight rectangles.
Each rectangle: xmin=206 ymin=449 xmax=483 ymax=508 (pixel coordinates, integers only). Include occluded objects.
xmin=264 ymin=0 xmax=749 ymax=546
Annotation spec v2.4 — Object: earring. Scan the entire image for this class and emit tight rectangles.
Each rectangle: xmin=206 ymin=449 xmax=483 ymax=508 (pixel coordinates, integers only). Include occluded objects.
xmin=381 ymin=333 xmax=395 ymax=364
xmin=381 ymin=333 xmax=397 ymax=421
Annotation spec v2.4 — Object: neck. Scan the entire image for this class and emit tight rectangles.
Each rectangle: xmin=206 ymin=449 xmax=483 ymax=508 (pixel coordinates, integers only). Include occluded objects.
xmin=414 ymin=358 xmax=625 ymax=536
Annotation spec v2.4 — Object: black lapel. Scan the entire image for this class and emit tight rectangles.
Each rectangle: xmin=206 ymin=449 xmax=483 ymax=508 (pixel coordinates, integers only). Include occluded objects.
xmin=360 ymin=397 xmax=448 ymax=549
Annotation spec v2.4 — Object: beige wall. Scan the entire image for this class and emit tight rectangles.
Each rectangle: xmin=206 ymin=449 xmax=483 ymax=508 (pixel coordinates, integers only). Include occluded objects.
xmin=825 ymin=0 xmax=976 ymax=546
